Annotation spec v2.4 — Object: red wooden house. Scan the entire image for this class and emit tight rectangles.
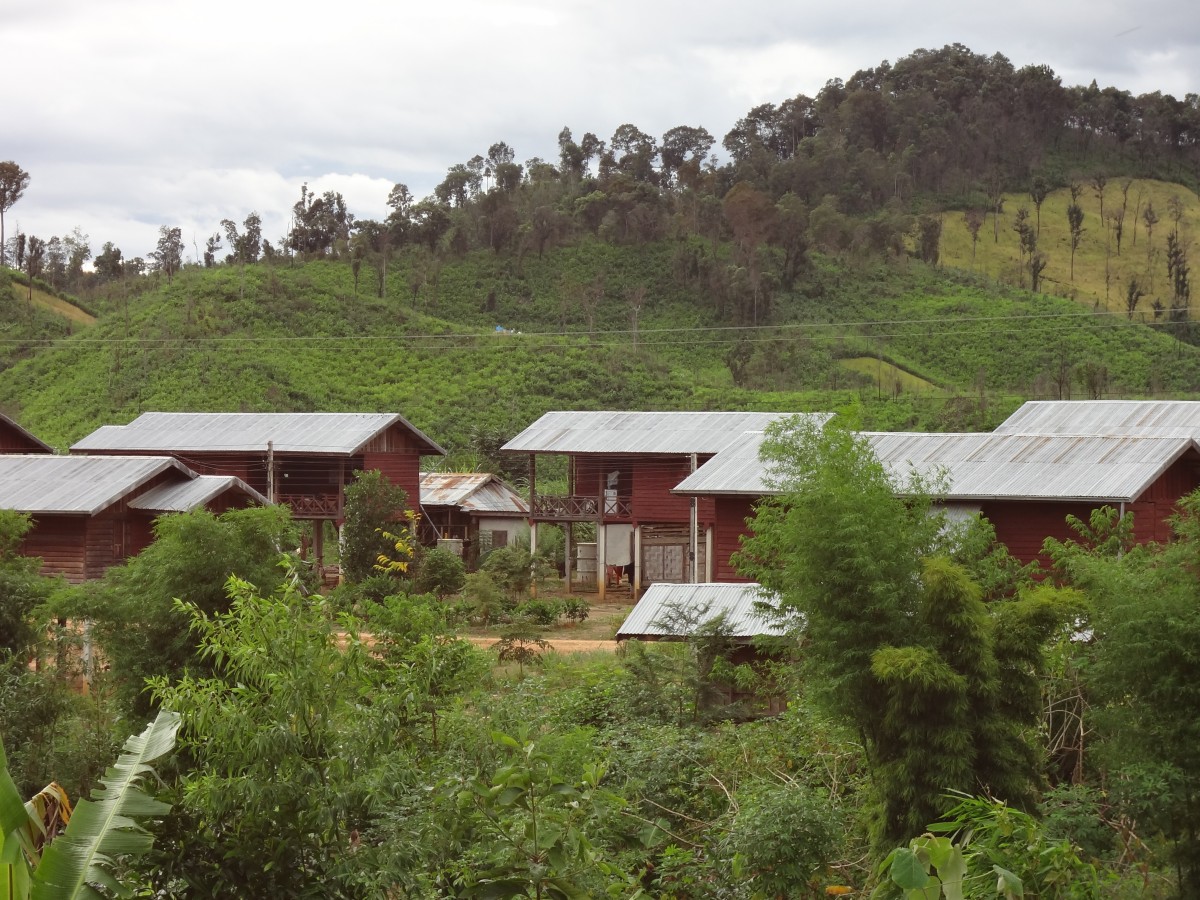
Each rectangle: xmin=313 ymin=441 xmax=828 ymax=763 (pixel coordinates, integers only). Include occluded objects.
xmin=0 ymin=413 xmax=53 ymax=454
xmin=0 ymin=454 xmax=267 ymax=583
xmin=675 ymin=426 xmax=1200 ymax=571
xmin=501 ymin=411 xmax=823 ymax=598
xmin=71 ymin=412 xmax=445 ymax=565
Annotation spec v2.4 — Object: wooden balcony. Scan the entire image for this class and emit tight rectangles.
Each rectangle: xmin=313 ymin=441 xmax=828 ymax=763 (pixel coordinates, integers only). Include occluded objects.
xmin=531 ymin=494 xmax=632 ymax=522
xmin=278 ymin=492 xmax=342 ymax=519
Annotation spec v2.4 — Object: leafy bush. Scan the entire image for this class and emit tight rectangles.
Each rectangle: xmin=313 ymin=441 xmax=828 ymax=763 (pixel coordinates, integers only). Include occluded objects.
xmin=463 ymin=572 xmax=510 ymax=625
xmin=561 ymin=597 xmax=590 ymax=624
xmin=516 ymin=599 xmax=562 ymax=627
xmin=726 ymin=778 xmax=842 ymax=896
xmin=480 ymin=546 xmax=533 ymax=597
xmin=341 ymin=470 xmax=410 ymax=584
xmin=414 ymin=548 xmax=466 ymax=599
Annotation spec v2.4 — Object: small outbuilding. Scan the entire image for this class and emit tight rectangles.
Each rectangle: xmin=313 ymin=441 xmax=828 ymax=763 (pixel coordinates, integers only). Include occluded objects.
xmin=617 ymin=581 xmax=795 ymax=713
xmin=417 ymin=471 xmax=529 ymax=568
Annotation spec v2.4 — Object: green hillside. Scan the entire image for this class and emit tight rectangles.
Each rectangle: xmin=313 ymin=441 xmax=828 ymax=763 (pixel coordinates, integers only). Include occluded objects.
xmin=6 ymin=242 xmax=1200 ymax=453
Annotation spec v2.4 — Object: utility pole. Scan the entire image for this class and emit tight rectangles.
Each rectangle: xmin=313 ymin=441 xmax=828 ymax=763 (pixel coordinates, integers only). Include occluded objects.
xmin=267 ymin=441 xmax=275 ymax=503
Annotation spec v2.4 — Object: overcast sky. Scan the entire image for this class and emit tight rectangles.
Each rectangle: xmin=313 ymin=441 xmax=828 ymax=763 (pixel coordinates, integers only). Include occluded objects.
xmin=7 ymin=0 xmax=1198 ymax=264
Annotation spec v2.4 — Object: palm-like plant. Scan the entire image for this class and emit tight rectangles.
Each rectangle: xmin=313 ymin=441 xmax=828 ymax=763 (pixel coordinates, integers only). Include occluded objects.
xmin=0 ymin=710 xmax=179 ymax=900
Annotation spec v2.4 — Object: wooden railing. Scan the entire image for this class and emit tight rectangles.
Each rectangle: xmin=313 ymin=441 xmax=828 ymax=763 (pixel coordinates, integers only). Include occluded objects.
xmin=531 ymin=495 xmax=632 ymax=521
xmin=278 ymin=492 xmax=342 ymax=519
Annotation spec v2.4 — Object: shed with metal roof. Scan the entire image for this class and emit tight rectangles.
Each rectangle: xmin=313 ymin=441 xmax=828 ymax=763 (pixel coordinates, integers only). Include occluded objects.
xmin=996 ymin=400 xmax=1200 ymax=437
xmin=418 ymin=472 xmax=529 ymax=567
xmin=617 ymin=582 xmax=791 ymax=641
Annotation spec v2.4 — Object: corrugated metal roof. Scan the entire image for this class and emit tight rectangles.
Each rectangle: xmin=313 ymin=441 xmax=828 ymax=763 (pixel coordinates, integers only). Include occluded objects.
xmin=0 ymin=455 xmax=191 ymax=515
xmin=996 ymin=400 xmax=1200 ymax=437
xmin=501 ymin=411 xmax=828 ymax=455
xmin=128 ymin=475 xmax=269 ymax=512
xmin=673 ymin=430 xmax=773 ymax=495
xmin=676 ymin=429 xmax=1199 ymax=502
xmin=867 ymin=432 xmax=1198 ymax=501
xmin=617 ymin=582 xmax=793 ymax=639
xmin=419 ymin=472 xmax=528 ymax=514
xmin=0 ymin=413 xmax=53 ymax=453
xmin=71 ymin=412 xmax=446 ymax=456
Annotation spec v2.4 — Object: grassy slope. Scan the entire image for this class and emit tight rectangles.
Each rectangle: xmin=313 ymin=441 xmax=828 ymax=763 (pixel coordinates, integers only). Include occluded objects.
xmin=6 ymin=237 xmax=1200 ymax=451
xmin=940 ymin=178 xmax=1200 ymax=317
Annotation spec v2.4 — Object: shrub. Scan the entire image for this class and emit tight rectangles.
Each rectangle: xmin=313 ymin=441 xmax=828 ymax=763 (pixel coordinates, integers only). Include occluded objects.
xmin=480 ymin=546 xmax=532 ymax=597
xmin=517 ymin=599 xmax=562 ymax=627
xmin=414 ymin=548 xmax=466 ymax=599
xmin=726 ymin=779 xmax=842 ymax=896
xmin=561 ymin=597 xmax=590 ymax=624
xmin=341 ymin=470 xmax=410 ymax=583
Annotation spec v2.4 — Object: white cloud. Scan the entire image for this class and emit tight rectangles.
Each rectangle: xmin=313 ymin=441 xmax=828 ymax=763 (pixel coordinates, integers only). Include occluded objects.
xmin=8 ymin=0 xmax=1198 ymax=258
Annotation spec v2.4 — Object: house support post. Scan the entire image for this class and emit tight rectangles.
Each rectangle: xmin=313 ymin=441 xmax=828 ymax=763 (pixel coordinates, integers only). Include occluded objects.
xmin=596 ymin=520 xmax=607 ymax=602
xmin=705 ymin=526 xmax=713 ymax=582
xmin=689 ymin=453 xmax=698 ymax=584
xmin=597 ymin=469 xmax=606 ymax=601
xmin=529 ymin=521 xmax=538 ymax=599
xmin=267 ymin=441 xmax=275 ymax=503
xmin=563 ymin=522 xmax=572 ymax=592
xmin=313 ymin=519 xmax=325 ymax=571
xmin=633 ymin=524 xmax=642 ymax=600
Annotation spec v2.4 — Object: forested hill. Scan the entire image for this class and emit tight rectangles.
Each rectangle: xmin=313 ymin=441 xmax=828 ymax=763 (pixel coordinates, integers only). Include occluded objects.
xmin=3 ymin=44 xmax=1200 ymax=455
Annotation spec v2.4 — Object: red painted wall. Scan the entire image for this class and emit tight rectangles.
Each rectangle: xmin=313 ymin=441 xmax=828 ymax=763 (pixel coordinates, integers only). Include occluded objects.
xmin=713 ymin=496 xmax=757 ymax=582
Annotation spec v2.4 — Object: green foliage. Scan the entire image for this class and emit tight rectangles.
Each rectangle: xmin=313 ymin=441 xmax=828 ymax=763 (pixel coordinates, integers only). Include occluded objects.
xmin=146 ymin=574 xmax=471 ymax=897
xmin=1046 ymin=491 xmax=1200 ymax=894
xmin=55 ymin=505 xmax=295 ymax=716
xmin=463 ymin=571 xmax=511 ymax=625
xmin=878 ymin=795 xmax=1097 ymax=899
xmin=480 ymin=546 xmax=537 ymax=598
xmin=494 ymin=619 xmax=551 ymax=675
xmin=413 ymin=547 xmax=466 ymax=598
xmin=0 ymin=510 xmax=55 ymax=662
xmin=340 ymin=470 xmax=410 ymax=584
xmin=516 ymin=598 xmax=563 ymax=627
xmin=737 ymin=418 xmax=1060 ymax=847
xmin=560 ymin=598 xmax=590 ymax=625
xmin=726 ymin=777 xmax=842 ymax=896
xmin=0 ymin=709 xmax=179 ymax=900
xmin=447 ymin=731 xmax=634 ymax=898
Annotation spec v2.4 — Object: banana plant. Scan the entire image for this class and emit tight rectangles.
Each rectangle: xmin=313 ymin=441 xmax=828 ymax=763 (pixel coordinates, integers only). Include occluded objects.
xmin=0 ymin=709 xmax=179 ymax=900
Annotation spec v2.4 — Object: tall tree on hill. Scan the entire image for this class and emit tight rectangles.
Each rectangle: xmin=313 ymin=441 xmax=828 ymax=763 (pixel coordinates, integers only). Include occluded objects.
xmin=1029 ymin=175 xmax=1050 ymax=236
xmin=1012 ymin=207 xmax=1035 ymax=283
xmin=151 ymin=226 xmax=184 ymax=284
xmin=1167 ymin=231 xmax=1191 ymax=344
xmin=24 ymin=235 xmax=44 ymax=312
xmin=0 ymin=161 xmax=30 ymax=268
xmin=1143 ymin=201 xmax=1159 ymax=289
xmin=609 ymin=123 xmax=658 ymax=183
xmin=1091 ymin=171 xmax=1108 ymax=221
xmin=962 ymin=209 xmax=984 ymax=266
xmin=94 ymin=241 xmax=123 ymax=280
xmin=1067 ymin=200 xmax=1085 ymax=281
xmin=659 ymin=125 xmax=714 ymax=187
xmin=985 ymin=172 xmax=1005 ymax=243
xmin=289 ymin=184 xmax=351 ymax=257
xmin=385 ymin=183 xmax=414 ymax=245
